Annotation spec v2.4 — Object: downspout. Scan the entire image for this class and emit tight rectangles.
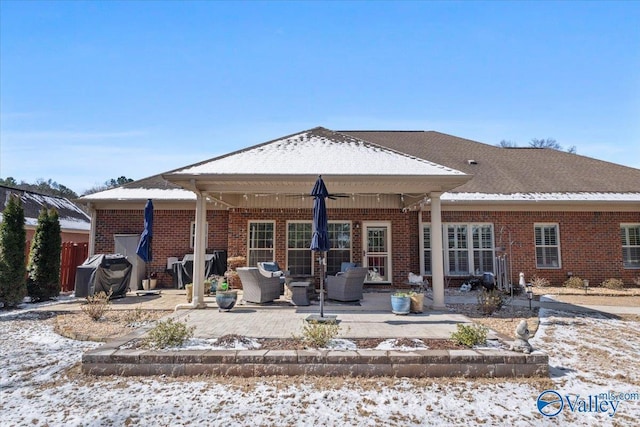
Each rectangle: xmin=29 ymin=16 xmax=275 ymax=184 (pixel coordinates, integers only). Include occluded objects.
xmin=175 ymin=189 xmax=209 ymax=310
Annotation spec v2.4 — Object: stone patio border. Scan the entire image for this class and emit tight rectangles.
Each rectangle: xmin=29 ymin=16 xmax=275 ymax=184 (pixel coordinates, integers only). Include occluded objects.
xmin=82 ymin=330 xmax=548 ymax=378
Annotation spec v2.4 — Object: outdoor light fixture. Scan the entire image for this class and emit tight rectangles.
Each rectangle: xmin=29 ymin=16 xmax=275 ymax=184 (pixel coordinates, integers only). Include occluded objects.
xmin=526 ymin=282 xmax=533 ymax=310
xmin=583 ymin=279 xmax=589 ymax=295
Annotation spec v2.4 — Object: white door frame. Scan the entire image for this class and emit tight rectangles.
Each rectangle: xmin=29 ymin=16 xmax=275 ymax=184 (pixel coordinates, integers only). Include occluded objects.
xmin=362 ymin=221 xmax=392 ymax=283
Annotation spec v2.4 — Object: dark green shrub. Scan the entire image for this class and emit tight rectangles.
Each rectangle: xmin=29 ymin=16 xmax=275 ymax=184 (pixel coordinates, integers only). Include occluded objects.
xmin=27 ymin=208 xmax=61 ymax=302
xmin=0 ymin=195 xmax=27 ymax=307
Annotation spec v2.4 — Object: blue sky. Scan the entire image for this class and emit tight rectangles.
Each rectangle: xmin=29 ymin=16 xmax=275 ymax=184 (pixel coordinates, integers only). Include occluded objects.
xmin=1 ymin=1 xmax=639 ymax=195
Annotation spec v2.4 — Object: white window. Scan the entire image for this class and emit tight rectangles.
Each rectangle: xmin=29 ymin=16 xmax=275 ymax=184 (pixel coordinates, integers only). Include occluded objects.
xmin=621 ymin=224 xmax=640 ymax=268
xmin=327 ymin=222 xmax=352 ymax=275
xmin=422 ymin=223 xmax=494 ymax=276
xmin=287 ymin=222 xmax=312 ymax=275
xmin=248 ymin=221 xmax=275 ymax=266
xmin=286 ymin=221 xmax=352 ymax=275
xmin=535 ymin=224 xmax=561 ymax=268
xmin=190 ymin=221 xmax=208 ymax=249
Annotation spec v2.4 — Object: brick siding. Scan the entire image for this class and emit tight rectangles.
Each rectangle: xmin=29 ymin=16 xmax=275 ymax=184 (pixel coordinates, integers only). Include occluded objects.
xmin=94 ymin=208 xmax=640 ymax=288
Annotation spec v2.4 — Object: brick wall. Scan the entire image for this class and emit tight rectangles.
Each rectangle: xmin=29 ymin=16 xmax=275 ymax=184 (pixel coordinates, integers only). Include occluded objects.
xmin=95 ymin=209 xmax=229 ymax=286
xmin=422 ymin=210 xmax=640 ymax=286
xmin=95 ymin=207 xmax=639 ymax=289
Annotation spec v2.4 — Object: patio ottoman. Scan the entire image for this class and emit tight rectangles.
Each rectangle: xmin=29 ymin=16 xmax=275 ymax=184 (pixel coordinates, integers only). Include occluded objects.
xmin=287 ymin=282 xmax=311 ymax=306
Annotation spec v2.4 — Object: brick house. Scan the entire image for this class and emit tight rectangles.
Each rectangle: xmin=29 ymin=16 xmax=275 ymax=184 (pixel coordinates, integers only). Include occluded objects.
xmin=80 ymin=127 xmax=640 ymax=307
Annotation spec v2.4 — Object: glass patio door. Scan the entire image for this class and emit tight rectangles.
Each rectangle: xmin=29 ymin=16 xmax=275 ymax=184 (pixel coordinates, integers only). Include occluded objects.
xmin=363 ymin=222 xmax=392 ymax=283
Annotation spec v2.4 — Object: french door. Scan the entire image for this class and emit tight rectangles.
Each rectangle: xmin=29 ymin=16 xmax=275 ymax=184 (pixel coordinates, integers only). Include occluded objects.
xmin=362 ymin=222 xmax=392 ymax=283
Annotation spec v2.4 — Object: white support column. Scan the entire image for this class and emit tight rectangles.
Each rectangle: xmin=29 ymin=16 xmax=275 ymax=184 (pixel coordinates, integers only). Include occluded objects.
xmin=88 ymin=202 xmax=96 ymax=256
xmin=430 ymin=192 xmax=445 ymax=309
xmin=192 ymin=192 xmax=208 ymax=308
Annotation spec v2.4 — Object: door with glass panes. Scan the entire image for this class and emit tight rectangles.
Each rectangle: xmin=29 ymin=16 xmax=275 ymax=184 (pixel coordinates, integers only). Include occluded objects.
xmin=362 ymin=222 xmax=392 ymax=283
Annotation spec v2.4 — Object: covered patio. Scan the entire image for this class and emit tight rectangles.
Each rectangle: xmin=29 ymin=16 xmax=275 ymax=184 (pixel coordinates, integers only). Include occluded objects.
xmin=162 ymin=128 xmax=471 ymax=312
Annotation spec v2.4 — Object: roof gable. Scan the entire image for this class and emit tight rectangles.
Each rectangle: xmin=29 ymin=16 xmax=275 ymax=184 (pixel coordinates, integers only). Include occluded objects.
xmin=172 ymin=127 xmax=465 ymax=177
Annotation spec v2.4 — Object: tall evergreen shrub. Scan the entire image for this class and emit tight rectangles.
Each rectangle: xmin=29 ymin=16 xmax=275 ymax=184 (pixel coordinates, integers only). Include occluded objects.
xmin=0 ymin=195 xmax=27 ymax=307
xmin=27 ymin=208 xmax=62 ymax=302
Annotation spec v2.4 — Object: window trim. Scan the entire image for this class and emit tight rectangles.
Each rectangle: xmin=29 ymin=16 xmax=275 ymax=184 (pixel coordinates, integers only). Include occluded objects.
xmin=285 ymin=220 xmax=353 ymax=275
xmin=422 ymin=223 xmax=495 ymax=277
xmin=190 ymin=221 xmax=208 ymax=249
xmin=621 ymin=223 xmax=640 ymax=269
xmin=247 ymin=220 xmax=276 ymax=265
xmin=534 ymin=223 xmax=562 ymax=269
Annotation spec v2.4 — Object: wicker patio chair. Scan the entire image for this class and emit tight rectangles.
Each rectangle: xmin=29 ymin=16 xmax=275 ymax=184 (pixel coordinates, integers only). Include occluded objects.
xmin=236 ymin=267 xmax=282 ymax=304
xmin=325 ymin=267 xmax=368 ymax=302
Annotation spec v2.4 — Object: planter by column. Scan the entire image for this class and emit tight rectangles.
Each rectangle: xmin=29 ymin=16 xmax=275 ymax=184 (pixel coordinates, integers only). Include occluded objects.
xmin=391 ymin=294 xmax=411 ymax=315
xmin=142 ymin=279 xmax=150 ymax=290
xmin=216 ymin=290 xmax=238 ymax=312
xmin=410 ymin=293 xmax=424 ymax=313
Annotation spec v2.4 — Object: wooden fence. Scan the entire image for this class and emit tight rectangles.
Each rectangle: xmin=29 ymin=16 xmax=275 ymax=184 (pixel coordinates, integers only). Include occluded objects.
xmin=24 ymin=241 xmax=89 ymax=292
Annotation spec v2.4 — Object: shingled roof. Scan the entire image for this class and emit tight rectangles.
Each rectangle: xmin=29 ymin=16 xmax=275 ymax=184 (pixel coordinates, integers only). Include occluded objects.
xmin=0 ymin=186 xmax=91 ymax=231
xmin=341 ymin=130 xmax=640 ymax=194
xmin=81 ymin=127 xmax=640 ymax=203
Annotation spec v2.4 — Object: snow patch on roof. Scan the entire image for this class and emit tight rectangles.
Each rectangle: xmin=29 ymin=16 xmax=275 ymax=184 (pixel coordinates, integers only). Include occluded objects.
xmin=81 ymin=187 xmax=196 ymax=201
xmin=173 ymin=131 xmax=465 ymax=176
xmin=442 ymin=192 xmax=640 ymax=202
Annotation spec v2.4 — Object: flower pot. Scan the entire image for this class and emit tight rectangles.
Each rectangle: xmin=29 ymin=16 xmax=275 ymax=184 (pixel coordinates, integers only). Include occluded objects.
xmin=410 ymin=293 xmax=424 ymax=313
xmin=216 ymin=290 xmax=238 ymax=312
xmin=391 ymin=294 xmax=411 ymax=315
xmin=142 ymin=279 xmax=150 ymax=290
xmin=149 ymin=279 xmax=157 ymax=290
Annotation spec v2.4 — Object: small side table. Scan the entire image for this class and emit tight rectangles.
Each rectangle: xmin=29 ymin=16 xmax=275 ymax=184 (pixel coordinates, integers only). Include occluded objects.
xmin=288 ymin=282 xmax=311 ymax=306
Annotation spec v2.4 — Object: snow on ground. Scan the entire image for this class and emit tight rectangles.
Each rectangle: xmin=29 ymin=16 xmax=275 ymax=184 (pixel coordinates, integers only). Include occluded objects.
xmin=1 ymin=303 xmax=639 ymax=426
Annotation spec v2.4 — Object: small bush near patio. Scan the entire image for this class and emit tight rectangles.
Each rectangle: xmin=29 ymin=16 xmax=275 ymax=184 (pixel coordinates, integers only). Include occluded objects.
xmin=477 ymin=289 xmax=503 ymax=314
xmin=601 ymin=278 xmax=625 ymax=290
xmin=81 ymin=290 xmax=112 ymax=321
xmin=530 ymin=275 xmax=550 ymax=288
xmin=144 ymin=317 xmax=195 ymax=349
xmin=298 ymin=320 xmax=341 ymax=348
xmin=451 ymin=323 xmax=488 ymax=347
xmin=564 ymin=276 xmax=584 ymax=289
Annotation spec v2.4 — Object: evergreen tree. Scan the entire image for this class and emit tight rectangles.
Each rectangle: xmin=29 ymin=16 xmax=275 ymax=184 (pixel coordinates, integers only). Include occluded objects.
xmin=0 ymin=195 xmax=27 ymax=307
xmin=27 ymin=208 xmax=61 ymax=301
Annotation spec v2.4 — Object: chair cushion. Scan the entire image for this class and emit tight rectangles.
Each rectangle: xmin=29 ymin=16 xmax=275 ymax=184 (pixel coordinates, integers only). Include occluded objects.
xmin=261 ymin=262 xmax=280 ymax=272
xmin=341 ymin=262 xmax=357 ymax=272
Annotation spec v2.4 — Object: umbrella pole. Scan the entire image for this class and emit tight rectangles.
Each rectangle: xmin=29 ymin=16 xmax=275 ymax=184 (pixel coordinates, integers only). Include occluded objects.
xmin=320 ymin=253 xmax=325 ymax=318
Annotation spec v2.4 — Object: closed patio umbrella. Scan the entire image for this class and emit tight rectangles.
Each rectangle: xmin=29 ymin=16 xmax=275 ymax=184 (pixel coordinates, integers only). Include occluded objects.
xmin=309 ymin=176 xmax=332 ymax=320
xmin=136 ymin=199 xmax=153 ymax=286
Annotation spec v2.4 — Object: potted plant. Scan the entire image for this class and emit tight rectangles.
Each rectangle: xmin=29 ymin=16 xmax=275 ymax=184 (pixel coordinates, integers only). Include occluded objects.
xmin=215 ymin=277 xmax=238 ymax=311
xmin=225 ymin=255 xmax=246 ymax=289
xmin=149 ymin=272 xmax=158 ymax=290
xmin=391 ymin=292 xmax=411 ymax=315
xmin=409 ymin=291 xmax=424 ymax=313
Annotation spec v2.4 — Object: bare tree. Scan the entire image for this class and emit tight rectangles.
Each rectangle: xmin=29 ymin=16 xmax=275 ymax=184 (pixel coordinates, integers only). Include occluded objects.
xmin=498 ymin=140 xmax=519 ymax=148
xmin=529 ymin=138 xmax=576 ymax=154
